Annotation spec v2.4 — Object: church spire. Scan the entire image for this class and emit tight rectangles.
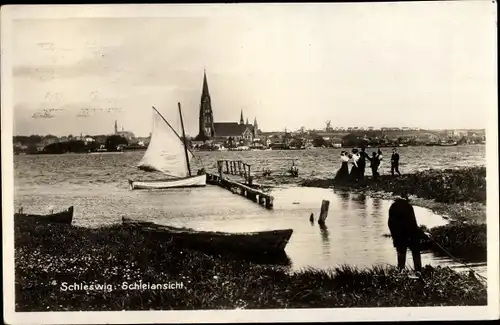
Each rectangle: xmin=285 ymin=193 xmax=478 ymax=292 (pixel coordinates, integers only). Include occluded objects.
xmin=253 ymin=117 xmax=259 ymax=137
xmin=201 ymin=69 xmax=210 ymax=100
xmin=246 ymin=118 xmax=249 ymax=125
xmin=114 ymin=120 xmax=118 ymax=134
xmin=240 ymin=109 xmax=244 ymax=125
xmin=196 ymin=70 xmax=215 ymax=141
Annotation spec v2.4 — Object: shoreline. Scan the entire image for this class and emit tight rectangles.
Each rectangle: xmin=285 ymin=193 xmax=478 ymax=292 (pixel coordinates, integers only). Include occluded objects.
xmin=299 ymin=167 xmax=487 ymax=260
xmin=300 ymin=167 xmax=486 ymax=224
xmin=15 ymin=219 xmax=487 ymax=311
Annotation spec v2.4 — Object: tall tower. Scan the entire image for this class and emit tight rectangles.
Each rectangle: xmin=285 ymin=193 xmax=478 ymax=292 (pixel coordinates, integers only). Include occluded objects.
xmin=114 ymin=120 xmax=118 ymax=134
xmin=240 ymin=110 xmax=244 ymax=125
xmin=253 ymin=117 xmax=259 ymax=137
xmin=196 ymin=70 xmax=215 ymax=140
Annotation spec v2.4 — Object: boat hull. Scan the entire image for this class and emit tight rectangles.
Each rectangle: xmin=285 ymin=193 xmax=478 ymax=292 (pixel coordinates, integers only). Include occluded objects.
xmin=15 ymin=206 xmax=74 ymax=224
xmin=122 ymin=217 xmax=293 ymax=254
xmin=129 ymin=174 xmax=207 ymax=190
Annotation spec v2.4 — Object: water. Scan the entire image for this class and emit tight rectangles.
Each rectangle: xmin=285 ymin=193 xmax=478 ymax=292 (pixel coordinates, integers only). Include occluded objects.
xmin=13 ymin=146 xmax=486 ymax=276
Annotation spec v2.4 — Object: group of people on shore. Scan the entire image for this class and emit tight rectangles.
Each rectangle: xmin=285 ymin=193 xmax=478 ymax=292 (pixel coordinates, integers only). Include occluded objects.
xmin=334 ymin=147 xmax=422 ymax=272
xmin=335 ymin=147 xmax=402 ymax=182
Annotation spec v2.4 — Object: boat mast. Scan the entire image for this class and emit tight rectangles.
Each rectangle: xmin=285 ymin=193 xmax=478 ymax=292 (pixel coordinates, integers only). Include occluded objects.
xmin=178 ymin=102 xmax=192 ymax=177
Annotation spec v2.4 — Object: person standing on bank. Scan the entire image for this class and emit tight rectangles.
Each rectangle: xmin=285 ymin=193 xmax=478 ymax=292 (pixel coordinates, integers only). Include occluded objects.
xmin=367 ymin=151 xmax=381 ymax=181
xmin=334 ymin=151 xmax=350 ymax=182
xmin=391 ymin=148 xmax=401 ymax=176
xmin=388 ymin=190 xmax=422 ymax=272
xmin=358 ymin=147 xmax=367 ymax=181
xmin=349 ymin=149 xmax=360 ymax=182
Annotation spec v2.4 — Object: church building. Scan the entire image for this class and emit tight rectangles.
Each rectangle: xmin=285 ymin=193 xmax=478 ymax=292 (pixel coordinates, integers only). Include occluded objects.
xmin=195 ymin=71 xmax=259 ymax=143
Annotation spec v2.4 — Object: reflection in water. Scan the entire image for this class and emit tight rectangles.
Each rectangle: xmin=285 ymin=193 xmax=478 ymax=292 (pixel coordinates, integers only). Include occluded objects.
xmin=373 ymin=197 xmax=382 ymax=216
xmin=319 ymin=223 xmax=329 ymax=245
xmin=318 ymin=223 xmax=330 ymax=266
xmin=337 ymin=190 xmax=350 ymax=210
xmin=354 ymin=193 xmax=367 ymax=205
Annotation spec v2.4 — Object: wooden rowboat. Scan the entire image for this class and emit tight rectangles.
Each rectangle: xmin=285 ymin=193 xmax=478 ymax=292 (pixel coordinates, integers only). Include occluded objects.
xmin=15 ymin=206 xmax=74 ymax=224
xmin=122 ymin=217 xmax=293 ymax=254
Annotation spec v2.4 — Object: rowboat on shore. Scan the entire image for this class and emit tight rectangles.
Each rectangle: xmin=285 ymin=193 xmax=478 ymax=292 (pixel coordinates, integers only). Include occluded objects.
xmin=129 ymin=103 xmax=206 ymax=190
xmin=439 ymin=141 xmax=458 ymax=147
xmin=121 ymin=217 xmax=293 ymax=254
xmin=15 ymin=206 xmax=74 ymax=224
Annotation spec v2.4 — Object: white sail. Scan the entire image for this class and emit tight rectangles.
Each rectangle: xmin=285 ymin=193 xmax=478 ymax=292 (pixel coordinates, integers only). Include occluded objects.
xmin=138 ymin=109 xmax=192 ymax=178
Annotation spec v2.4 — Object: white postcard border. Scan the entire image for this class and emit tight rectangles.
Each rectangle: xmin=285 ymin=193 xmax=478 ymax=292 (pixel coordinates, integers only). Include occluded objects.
xmin=2 ymin=3 xmax=498 ymax=324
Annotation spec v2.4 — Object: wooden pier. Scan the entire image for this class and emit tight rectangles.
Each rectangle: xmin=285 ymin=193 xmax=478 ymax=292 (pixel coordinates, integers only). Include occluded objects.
xmin=206 ymin=172 xmax=274 ymax=209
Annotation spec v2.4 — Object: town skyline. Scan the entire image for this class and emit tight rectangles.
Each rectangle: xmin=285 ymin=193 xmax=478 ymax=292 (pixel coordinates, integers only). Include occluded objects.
xmin=6 ymin=2 xmax=496 ymax=137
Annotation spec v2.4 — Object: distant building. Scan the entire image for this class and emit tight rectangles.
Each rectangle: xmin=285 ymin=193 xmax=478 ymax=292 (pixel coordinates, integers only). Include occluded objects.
xmin=114 ymin=120 xmax=136 ymax=141
xmin=195 ymin=71 xmax=259 ymax=143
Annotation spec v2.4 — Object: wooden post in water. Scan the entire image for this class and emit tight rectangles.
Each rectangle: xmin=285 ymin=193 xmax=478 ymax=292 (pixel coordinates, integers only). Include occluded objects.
xmin=318 ymin=200 xmax=330 ymax=225
xmin=238 ymin=161 xmax=242 ymax=176
xmin=225 ymin=160 xmax=229 ymax=174
xmin=265 ymin=196 xmax=274 ymax=209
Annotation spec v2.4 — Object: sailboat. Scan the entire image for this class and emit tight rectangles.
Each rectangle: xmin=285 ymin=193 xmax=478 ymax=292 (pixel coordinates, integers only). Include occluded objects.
xmin=128 ymin=103 xmax=206 ymax=190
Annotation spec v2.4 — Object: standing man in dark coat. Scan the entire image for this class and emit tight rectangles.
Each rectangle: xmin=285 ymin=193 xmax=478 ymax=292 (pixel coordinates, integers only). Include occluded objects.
xmin=390 ymin=148 xmax=402 ymax=176
xmin=388 ymin=190 xmax=422 ymax=272
xmin=367 ymin=152 xmax=381 ymax=181
xmin=358 ymin=147 xmax=367 ymax=181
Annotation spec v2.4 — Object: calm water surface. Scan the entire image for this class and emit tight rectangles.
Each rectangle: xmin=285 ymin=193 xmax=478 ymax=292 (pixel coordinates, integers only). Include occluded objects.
xmin=14 ymin=146 xmax=486 ymax=276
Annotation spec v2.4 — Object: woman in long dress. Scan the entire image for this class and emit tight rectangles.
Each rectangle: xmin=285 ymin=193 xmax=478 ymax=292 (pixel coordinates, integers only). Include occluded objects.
xmin=349 ymin=149 xmax=360 ymax=182
xmin=334 ymin=151 xmax=350 ymax=181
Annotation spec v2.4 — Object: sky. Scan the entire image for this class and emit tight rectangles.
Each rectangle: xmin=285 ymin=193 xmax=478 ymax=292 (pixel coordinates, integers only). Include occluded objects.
xmin=4 ymin=2 xmax=497 ymax=137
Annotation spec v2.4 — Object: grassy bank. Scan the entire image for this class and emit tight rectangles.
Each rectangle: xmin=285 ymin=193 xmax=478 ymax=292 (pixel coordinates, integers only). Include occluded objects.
xmin=427 ymin=223 xmax=487 ymax=261
xmin=15 ymin=218 xmax=486 ymax=311
xmin=301 ymin=167 xmax=486 ymax=205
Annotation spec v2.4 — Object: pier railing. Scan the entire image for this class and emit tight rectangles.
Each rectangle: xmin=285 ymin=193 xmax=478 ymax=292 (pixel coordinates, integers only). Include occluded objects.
xmin=217 ymin=160 xmax=252 ymax=183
